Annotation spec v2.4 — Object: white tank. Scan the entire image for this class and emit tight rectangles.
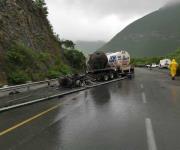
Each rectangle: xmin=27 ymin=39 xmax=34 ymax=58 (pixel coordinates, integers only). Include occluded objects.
xmin=106 ymin=51 xmax=130 ymax=69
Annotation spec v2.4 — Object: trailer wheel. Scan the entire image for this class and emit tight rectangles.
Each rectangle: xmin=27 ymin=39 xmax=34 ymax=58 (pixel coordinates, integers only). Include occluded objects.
xmin=75 ymin=80 xmax=81 ymax=87
xmin=80 ymin=81 xmax=85 ymax=87
xmin=103 ymin=75 xmax=109 ymax=81
xmin=109 ymin=73 xmax=114 ymax=80
xmin=114 ymin=72 xmax=119 ymax=78
xmin=96 ymin=75 xmax=102 ymax=81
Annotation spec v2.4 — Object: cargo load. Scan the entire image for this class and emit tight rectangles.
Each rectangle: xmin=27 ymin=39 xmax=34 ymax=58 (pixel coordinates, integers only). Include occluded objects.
xmin=87 ymin=50 xmax=134 ymax=81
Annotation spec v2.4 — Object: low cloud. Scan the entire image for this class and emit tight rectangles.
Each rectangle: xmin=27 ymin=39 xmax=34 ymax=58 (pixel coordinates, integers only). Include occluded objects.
xmin=45 ymin=0 xmax=179 ymax=41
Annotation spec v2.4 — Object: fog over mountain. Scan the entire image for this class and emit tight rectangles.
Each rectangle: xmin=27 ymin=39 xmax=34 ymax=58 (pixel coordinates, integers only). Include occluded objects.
xmin=46 ymin=0 xmax=180 ymax=41
xmin=99 ymin=2 xmax=180 ymax=57
xmin=75 ymin=41 xmax=106 ymax=55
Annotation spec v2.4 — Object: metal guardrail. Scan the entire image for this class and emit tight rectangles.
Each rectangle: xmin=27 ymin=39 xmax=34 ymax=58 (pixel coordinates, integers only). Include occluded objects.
xmin=0 ymin=79 xmax=58 ymax=98
xmin=0 ymin=77 xmax=127 ymax=112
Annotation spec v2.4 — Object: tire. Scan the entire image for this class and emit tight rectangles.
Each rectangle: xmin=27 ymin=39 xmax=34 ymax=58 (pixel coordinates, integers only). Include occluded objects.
xmin=103 ymin=75 xmax=109 ymax=81
xmin=96 ymin=75 xmax=102 ymax=81
xmin=80 ymin=81 xmax=85 ymax=87
xmin=75 ymin=80 xmax=81 ymax=87
xmin=109 ymin=73 xmax=114 ymax=80
xmin=127 ymin=74 xmax=133 ymax=79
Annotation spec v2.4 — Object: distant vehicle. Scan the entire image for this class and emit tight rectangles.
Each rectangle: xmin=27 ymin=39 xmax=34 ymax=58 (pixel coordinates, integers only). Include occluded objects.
xmin=146 ymin=63 xmax=157 ymax=68
xmin=146 ymin=64 xmax=151 ymax=68
xmin=159 ymin=59 xmax=171 ymax=69
xmin=151 ymin=63 xmax=158 ymax=68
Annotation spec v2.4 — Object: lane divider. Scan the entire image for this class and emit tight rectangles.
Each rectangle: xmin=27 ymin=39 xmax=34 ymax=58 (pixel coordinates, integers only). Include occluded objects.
xmin=0 ymin=77 xmax=126 ymax=112
xmin=140 ymin=84 xmax=144 ymax=89
xmin=0 ymin=103 xmax=63 ymax=137
xmin=145 ymin=118 xmax=157 ymax=150
xmin=142 ymin=92 xmax=147 ymax=104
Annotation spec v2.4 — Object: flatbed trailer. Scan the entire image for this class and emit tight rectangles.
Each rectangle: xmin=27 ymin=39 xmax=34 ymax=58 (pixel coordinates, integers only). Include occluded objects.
xmin=87 ymin=65 xmax=134 ymax=81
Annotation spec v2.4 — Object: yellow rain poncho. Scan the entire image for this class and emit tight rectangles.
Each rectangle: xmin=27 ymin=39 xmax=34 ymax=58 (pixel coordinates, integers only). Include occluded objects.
xmin=169 ymin=59 xmax=178 ymax=78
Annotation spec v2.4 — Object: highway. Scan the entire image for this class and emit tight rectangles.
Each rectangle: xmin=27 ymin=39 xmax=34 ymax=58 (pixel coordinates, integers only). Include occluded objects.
xmin=0 ymin=68 xmax=180 ymax=150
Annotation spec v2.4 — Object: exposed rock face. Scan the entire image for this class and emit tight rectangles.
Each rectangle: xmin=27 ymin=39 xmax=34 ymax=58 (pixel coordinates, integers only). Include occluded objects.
xmin=0 ymin=0 xmax=63 ymax=84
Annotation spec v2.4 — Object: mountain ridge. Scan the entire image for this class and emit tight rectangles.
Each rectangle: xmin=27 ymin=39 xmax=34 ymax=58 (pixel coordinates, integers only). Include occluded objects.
xmin=99 ymin=3 xmax=180 ymax=58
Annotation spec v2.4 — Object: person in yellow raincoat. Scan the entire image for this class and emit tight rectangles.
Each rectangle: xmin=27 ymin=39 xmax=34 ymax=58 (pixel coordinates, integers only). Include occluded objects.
xmin=169 ymin=59 xmax=178 ymax=80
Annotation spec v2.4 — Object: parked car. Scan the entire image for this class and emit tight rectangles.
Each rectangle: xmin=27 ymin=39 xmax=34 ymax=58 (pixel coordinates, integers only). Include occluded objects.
xmin=151 ymin=63 xmax=158 ymax=68
xmin=146 ymin=64 xmax=151 ymax=68
xmin=146 ymin=63 xmax=158 ymax=68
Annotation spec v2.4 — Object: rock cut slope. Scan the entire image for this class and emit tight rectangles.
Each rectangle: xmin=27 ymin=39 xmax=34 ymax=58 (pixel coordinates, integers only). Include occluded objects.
xmin=0 ymin=0 xmax=66 ymax=84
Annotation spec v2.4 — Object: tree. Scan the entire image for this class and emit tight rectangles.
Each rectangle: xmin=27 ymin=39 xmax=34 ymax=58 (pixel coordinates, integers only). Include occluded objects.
xmin=62 ymin=40 xmax=75 ymax=49
xmin=64 ymin=49 xmax=86 ymax=70
xmin=34 ymin=0 xmax=45 ymax=7
xmin=34 ymin=0 xmax=48 ymax=15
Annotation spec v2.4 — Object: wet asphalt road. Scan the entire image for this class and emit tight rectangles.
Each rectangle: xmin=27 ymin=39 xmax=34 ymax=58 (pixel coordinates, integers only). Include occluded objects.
xmin=0 ymin=68 xmax=180 ymax=150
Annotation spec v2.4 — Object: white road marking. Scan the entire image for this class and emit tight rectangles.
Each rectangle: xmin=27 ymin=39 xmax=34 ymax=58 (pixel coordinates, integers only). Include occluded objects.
xmin=142 ymin=92 xmax=147 ymax=103
xmin=140 ymin=84 xmax=144 ymax=89
xmin=145 ymin=118 xmax=157 ymax=150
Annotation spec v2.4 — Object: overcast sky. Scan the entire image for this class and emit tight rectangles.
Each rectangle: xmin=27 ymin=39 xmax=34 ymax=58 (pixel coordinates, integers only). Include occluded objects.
xmin=45 ymin=0 xmax=177 ymax=42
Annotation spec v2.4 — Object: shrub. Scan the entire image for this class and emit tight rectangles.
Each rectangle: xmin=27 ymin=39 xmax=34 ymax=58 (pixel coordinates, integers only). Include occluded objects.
xmin=34 ymin=0 xmax=48 ymax=16
xmin=38 ymin=52 xmax=51 ymax=67
xmin=131 ymin=56 xmax=163 ymax=66
xmin=47 ymin=69 xmax=61 ymax=79
xmin=31 ymin=72 xmax=47 ymax=81
xmin=60 ymin=64 xmax=72 ymax=75
xmin=8 ymin=70 xmax=30 ymax=85
xmin=64 ymin=49 xmax=86 ymax=70
xmin=4 ymin=42 xmax=82 ymax=84
xmin=61 ymin=40 xmax=75 ymax=49
xmin=5 ymin=42 xmax=38 ymax=69
xmin=5 ymin=42 xmax=51 ymax=83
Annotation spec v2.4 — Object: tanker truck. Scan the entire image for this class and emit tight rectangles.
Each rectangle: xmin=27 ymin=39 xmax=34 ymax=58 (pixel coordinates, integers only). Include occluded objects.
xmin=87 ymin=50 xmax=134 ymax=81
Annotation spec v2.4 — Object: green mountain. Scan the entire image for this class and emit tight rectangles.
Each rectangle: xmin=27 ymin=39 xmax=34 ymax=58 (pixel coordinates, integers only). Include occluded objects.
xmin=76 ymin=41 xmax=106 ymax=55
xmin=99 ymin=3 xmax=180 ymax=58
xmin=0 ymin=0 xmax=85 ymax=85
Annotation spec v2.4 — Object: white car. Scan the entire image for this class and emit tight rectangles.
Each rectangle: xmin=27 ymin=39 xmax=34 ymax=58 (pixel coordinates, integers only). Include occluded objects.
xmin=146 ymin=64 xmax=158 ymax=68
xmin=146 ymin=64 xmax=151 ymax=68
xmin=151 ymin=63 xmax=158 ymax=68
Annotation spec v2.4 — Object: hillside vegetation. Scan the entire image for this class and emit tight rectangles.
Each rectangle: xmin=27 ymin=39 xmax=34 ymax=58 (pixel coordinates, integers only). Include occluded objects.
xmin=131 ymin=47 xmax=180 ymax=75
xmin=0 ymin=0 xmax=85 ymax=85
xmin=132 ymin=48 xmax=180 ymax=65
xmin=99 ymin=3 xmax=180 ymax=58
